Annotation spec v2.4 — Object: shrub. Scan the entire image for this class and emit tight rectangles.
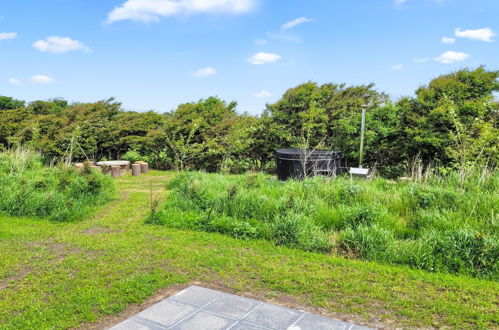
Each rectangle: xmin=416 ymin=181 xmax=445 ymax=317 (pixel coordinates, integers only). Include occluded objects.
xmin=338 ymin=224 xmax=395 ymax=261
xmin=152 ymin=170 xmax=498 ymax=279
xmin=121 ymin=150 xmax=146 ymax=164
xmin=0 ymin=149 xmax=115 ymax=221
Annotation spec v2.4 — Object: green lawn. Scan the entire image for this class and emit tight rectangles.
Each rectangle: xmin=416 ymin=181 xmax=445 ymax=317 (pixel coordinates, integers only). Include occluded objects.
xmin=0 ymin=171 xmax=497 ymax=329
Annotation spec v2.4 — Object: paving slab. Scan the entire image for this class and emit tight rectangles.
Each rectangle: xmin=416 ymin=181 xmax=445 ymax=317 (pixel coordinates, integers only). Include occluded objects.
xmin=110 ymin=286 xmax=371 ymax=330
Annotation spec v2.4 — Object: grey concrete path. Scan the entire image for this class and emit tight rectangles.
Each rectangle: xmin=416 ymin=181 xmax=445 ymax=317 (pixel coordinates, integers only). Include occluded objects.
xmin=110 ymin=286 xmax=371 ymax=330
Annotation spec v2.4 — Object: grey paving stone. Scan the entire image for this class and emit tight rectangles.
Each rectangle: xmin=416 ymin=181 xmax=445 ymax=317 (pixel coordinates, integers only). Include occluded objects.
xmin=171 ymin=311 xmax=236 ymax=330
xmin=137 ymin=300 xmax=195 ymax=326
xmin=169 ymin=285 xmax=222 ymax=307
xmin=110 ymin=319 xmax=152 ymax=330
xmin=243 ymin=303 xmax=302 ymax=329
xmin=131 ymin=315 xmax=170 ymax=329
xmin=228 ymin=321 xmax=270 ymax=330
xmin=290 ymin=313 xmax=352 ymax=330
xmin=110 ymin=286 xmax=372 ymax=330
xmin=204 ymin=294 xmax=260 ymax=319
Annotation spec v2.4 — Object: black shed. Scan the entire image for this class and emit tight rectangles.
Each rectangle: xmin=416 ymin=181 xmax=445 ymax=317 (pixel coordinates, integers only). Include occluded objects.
xmin=275 ymin=149 xmax=341 ymax=181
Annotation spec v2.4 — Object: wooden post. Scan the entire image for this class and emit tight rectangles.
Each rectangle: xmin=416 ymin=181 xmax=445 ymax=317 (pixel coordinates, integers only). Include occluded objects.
xmin=132 ymin=164 xmax=141 ymax=176
xmin=111 ymin=165 xmax=121 ymax=178
xmin=140 ymin=163 xmax=149 ymax=173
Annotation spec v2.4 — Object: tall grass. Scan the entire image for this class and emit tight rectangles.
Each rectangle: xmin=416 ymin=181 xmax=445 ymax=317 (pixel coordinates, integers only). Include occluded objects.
xmin=0 ymin=149 xmax=115 ymax=221
xmin=150 ymin=170 xmax=498 ymax=279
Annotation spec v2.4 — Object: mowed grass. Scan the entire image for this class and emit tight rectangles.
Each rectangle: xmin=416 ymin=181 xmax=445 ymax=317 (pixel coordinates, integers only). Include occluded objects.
xmin=0 ymin=171 xmax=498 ymax=329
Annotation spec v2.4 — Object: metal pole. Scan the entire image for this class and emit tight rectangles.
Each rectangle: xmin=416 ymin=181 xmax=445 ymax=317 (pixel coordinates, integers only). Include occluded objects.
xmin=359 ymin=107 xmax=366 ymax=168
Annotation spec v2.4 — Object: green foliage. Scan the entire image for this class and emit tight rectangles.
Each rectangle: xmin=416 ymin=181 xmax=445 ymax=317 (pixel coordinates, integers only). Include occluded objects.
xmin=153 ymin=171 xmax=499 ymax=279
xmin=121 ymin=150 xmax=148 ymax=164
xmin=1 ymin=172 xmax=498 ymax=329
xmin=397 ymin=67 xmax=499 ymax=168
xmin=159 ymin=97 xmax=257 ymax=172
xmin=0 ymin=96 xmax=25 ymax=110
xmin=0 ymin=149 xmax=115 ymax=221
xmin=0 ymin=67 xmax=497 ymax=174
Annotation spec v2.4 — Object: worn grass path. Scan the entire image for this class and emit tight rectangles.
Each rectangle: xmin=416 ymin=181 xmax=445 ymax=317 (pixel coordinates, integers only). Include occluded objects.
xmin=0 ymin=171 xmax=498 ymax=329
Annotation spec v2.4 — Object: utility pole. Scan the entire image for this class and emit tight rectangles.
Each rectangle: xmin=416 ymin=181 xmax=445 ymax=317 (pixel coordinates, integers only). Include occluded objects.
xmin=359 ymin=105 xmax=367 ymax=168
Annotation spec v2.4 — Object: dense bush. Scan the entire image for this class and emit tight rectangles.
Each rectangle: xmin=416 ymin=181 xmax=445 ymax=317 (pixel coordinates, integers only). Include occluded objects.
xmin=1 ymin=68 xmax=497 ymax=176
xmin=0 ymin=149 xmax=115 ymax=221
xmin=150 ymin=171 xmax=499 ymax=279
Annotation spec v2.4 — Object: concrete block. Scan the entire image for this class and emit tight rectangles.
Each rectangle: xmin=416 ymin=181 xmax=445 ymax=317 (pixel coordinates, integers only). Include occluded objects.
xmin=169 ymin=286 xmax=222 ymax=307
xmin=243 ymin=303 xmax=301 ymax=329
xmin=140 ymin=163 xmax=149 ymax=173
xmin=111 ymin=165 xmax=122 ymax=178
xmin=171 ymin=311 xmax=236 ymax=330
xmin=137 ymin=300 xmax=195 ymax=326
xmin=132 ymin=164 xmax=141 ymax=176
xmin=228 ymin=322 xmax=268 ymax=329
xmin=292 ymin=313 xmax=352 ymax=330
xmin=204 ymin=295 xmax=259 ymax=319
xmin=110 ymin=319 xmax=156 ymax=330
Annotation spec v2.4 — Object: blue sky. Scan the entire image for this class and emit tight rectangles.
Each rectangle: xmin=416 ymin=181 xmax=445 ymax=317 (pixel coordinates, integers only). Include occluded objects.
xmin=1 ymin=0 xmax=498 ymax=114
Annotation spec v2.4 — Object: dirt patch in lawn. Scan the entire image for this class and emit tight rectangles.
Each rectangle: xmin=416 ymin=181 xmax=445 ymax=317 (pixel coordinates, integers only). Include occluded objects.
xmin=82 ymin=226 xmax=123 ymax=235
xmin=0 ymin=267 xmax=32 ymax=291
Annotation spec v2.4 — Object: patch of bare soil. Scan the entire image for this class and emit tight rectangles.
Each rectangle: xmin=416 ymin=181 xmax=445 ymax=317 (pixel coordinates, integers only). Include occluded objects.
xmin=0 ymin=267 xmax=32 ymax=291
xmin=82 ymin=226 xmax=123 ymax=235
xmin=80 ymin=281 xmax=392 ymax=330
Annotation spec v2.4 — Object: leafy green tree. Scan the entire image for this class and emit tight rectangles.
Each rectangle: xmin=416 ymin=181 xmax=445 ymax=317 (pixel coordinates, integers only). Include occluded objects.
xmin=397 ymin=67 xmax=499 ymax=168
xmin=0 ymin=96 xmax=25 ymax=110
xmin=256 ymin=82 xmax=394 ymax=171
xmin=161 ymin=97 xmax=253 ymax=171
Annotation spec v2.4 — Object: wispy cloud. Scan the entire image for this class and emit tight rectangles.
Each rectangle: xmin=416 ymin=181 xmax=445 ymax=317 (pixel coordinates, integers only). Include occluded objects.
xmin=29 ymin=75 xmax=55 ymax=84
xmin=33 ymin=36 xmax=90 ymax=54
xmin=8 ymin=78 xmax=21 ymax=86
xmin=394 ymin=0 xmax=407 ymax=5
xmin=0 ymin=32 xmax=17 ymax=40
xmin=454 ymin=27 xmax=496 ymax=42
xmin=413 ymin=57 xmax=429 ymax=63
xmin=255 ymin=90 xmax=272 ymax=98
xmin=441 ymin=36 xmax=456 ymax=44
xmin=107 ymin=0 xmax=256 ymax=23
xmin=390 ymin=64 xmax=403 ymax=71
xmin=434 ymin=51 xmax=469 ymax=64
xmin=247 ymin=52 xmax=281 ymax=65
xmin=192 ymin=67 xmax=217 ymax=78
xmin=281 ymin=17 xmax=312 ymax=31
xmin=253 ymin=38 xmax=267 ymax=45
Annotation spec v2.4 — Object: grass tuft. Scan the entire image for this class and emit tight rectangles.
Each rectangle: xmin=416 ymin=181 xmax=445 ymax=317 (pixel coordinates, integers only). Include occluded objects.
xmin=151 ymin=171 xmax=498 ymax=279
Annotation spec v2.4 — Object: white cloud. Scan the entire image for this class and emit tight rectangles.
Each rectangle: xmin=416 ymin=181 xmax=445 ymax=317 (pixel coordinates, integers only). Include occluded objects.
xmin=8 ymin=78 xmax=21 ymax=86
xmin=434 ymin=51 xmax=469 ymax=64
xmin=253 ymin=38 xmax=267 ymax=45
xmin=454 ymin=27 xmax=496 ymax=42
xmin=441 ymin=36 xmax=456 ymax=44
xmin=281 ymin=17 xmax=312 ymax=31
xmin=390 ymin=64 xmax=403 ymax=71
xmin=413 ymin=57 xmax=429 ymax=63
xmin=193 ymin=66 xmax=217 ymax=77
xmin=107 ymin=0 xmax=256 ymax=23
xmin=255 ymin=90 xmax=272 ymax=98
xmin=29 ymin=75 xmax=55 ymax=84
xmin=33 ymin=36 xmax=90 ymax=54
xmin=247 ymin=52 xmax=281 ymax=65
xmin=0 ymin=32 xmax=17 ymax=40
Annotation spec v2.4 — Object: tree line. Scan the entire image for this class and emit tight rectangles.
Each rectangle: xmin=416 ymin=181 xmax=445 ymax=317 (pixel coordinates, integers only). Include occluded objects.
xmin=1 ymin=67 xmax=497 ymax=177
